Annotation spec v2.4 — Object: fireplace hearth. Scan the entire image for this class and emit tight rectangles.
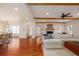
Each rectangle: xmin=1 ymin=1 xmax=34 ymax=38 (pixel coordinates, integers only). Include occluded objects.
xmin=47 ymin=31 xmax=53 ymax=34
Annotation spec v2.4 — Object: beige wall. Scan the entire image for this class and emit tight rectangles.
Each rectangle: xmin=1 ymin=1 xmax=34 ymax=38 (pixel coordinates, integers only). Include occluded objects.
xmin=36 ymin=22 xmax=65 ymax=35
xmin=0 ymin=21 xmax=6 ymax=34
xmin=65 ymin=20 xmax=79 ymax=38
xmin=19 ymin=20 xmax=36 ymax=38
xmin=19 ymin=4 xmax=36 ymax=38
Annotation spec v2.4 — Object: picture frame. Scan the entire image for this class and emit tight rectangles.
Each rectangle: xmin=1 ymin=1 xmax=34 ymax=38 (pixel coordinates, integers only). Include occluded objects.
xmin=47 ymin=24 xmax=52 ymax=28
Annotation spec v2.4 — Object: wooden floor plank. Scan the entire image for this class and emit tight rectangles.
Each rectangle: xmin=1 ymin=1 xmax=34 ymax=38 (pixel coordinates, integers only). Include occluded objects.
xmin=0 ymin=37 xmax=43 ymax=56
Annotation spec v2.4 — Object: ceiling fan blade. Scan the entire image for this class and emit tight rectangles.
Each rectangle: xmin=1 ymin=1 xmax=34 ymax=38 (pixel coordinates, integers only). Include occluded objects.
xmin=66 ymin=15 xmax=73 ymax=17
xmin=66 ymin=13 xmax=71 ymax=15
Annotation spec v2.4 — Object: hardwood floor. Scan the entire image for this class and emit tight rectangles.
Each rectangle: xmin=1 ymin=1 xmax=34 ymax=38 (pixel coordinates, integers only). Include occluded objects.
xmin=0 ymin=37 xmax=43 ymax=56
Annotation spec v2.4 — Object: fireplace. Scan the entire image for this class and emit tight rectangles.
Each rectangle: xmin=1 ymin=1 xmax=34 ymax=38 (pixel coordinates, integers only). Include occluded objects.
xmin=47 ymin=31 xmax=53 ymax=34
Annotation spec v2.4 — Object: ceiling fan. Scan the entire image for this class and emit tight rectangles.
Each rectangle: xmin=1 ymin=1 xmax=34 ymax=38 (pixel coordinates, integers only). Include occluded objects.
xmin=61 ymin=13 xmax=73 ymax=18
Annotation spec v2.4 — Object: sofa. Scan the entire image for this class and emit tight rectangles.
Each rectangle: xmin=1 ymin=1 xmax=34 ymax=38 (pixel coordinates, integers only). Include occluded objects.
xmin=42 ymin=34 xmax=79 ymax=48
xmin=42 ymin=34 xmax=62 ymax=48
xmin=43 ymin=39 xmax=62 ymax=48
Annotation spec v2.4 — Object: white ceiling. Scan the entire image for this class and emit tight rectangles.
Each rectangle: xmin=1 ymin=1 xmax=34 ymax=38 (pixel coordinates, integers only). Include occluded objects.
xmin=0 ymin=3 xmax=32 ymax=23
xmin=0 ymin=4 xmax=79 ymax=23
xmin=28 ymin=5 xmax=79 ymax=22
xmin=28 ymin=5 xmax=79 ymax=18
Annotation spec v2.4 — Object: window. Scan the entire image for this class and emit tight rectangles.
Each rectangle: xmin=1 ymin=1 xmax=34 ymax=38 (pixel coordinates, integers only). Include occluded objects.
xmin=67 ymin=25 xmax=72 ymax=31
xmin=11 ymin=26 xmax=19 ymax=34
xmin=58 ymin=26 xmax=62 ymax=33
xmin=67 ymin=25 xmax=72 ymax=34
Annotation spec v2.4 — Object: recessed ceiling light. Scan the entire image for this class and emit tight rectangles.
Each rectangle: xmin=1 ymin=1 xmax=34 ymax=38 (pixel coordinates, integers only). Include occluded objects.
xmin=46 ymin=12 xmax=49 ymax=15
xmin=14 ymin=8 xmax=18 ymax=11
xmin=77 ymin=13 xmax=79 ymax=15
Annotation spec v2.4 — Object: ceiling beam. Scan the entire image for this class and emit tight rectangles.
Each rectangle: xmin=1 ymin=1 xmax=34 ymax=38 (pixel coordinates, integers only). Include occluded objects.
xmin=27 ymin=3 xmax=79 ymax=6
xmin=36 ymin=22 xmax=64 ymax=23
xmin=34 ymin=17 xmax=79 ymax=20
